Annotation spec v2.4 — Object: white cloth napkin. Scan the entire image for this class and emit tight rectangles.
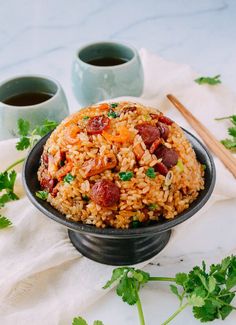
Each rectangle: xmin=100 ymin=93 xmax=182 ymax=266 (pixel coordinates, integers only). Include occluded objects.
xmin=0 ymin=49 xmax=236 ymax=325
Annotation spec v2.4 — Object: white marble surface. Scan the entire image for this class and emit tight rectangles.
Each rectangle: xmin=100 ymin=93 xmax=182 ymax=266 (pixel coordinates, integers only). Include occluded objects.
xmin=1 ymin=0 xmax=236 ymax=111
xmin=1 ymin=1 xmax=236 ymax=324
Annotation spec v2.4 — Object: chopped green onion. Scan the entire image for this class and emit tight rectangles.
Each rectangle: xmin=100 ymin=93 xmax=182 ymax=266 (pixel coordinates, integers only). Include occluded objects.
xmin=83 ymin=116 xmax=90 ymax=120
xmin=108 ymin=110 xmax=119 ymax=118
xmin=176 ymin=159 xmax=184 ymax=172
xmin=148 ymin=203 xmax=158 ymax=211
xmin=202 ymin=164 xmax=206 ymax=170
xmin=36 ymin=190 xmax=48 ymax=200
xmin=119 ymin=171 xmax=133 ymax=181
xmin=146 ymin=167 xmax=156 ymax=179
xmin=131 ymin=220 xmax=141 ymax=228
xmin=164 ymin=171 xmax=173 ymax=187
xmin=82 ymin=195 xmax=90 ymax=202
xmin=111 ymin=103 xmax=118 ymax=108
xmin=64 ymin=173 xmax=75 ymax=184
xmin=143 ymin=114 xmax=151 ymax=121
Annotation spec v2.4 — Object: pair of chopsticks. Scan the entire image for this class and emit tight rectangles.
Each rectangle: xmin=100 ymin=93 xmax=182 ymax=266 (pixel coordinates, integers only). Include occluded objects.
xmin=167 ymin=94 xmax=236 ymax=178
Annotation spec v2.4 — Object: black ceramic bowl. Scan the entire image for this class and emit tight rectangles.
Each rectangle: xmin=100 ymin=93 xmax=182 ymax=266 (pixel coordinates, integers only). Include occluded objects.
xmin=23 ymin=129 xmax=216 ymax=266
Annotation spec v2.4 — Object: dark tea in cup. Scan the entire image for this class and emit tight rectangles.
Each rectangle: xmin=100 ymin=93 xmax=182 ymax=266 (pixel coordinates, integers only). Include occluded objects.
xmin=3 ymin=92 xmax=53 ymax=106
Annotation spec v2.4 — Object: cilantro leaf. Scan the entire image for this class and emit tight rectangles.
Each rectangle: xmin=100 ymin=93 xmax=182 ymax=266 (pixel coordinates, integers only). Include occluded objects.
xmin=116 ymin=276 xmax=138 ymax=305
xmin=220 ymin=305 xmax=234 ymax=320
xmin=132 ymin=269 xmax=150 ymax=284
xmin=104 ymin=267 xmax=149 ymax=306
xmin=16 ymin=136 xmax=30 ymax=151
xmin=103 ymin=267 xmax=128 ymax=289
xmin=119 ymin=171 xmax=133 ymax=181
xmin=17 ymin=118 xmax=30 ymax=136
xmin=0 ymin=171 xmax=19 ymax=209
xmin=193 ymin=299 xmax=218 ymax=322
xmin=0 ymin=215 xmax=12 ymax=229
xmin=0 ymin=170 xmax=17 ymax=192
xmin=228 ymin=127 xmax=236 ymax=137
xmin=221 ymin=138 xmax=236 ymax=149
xmin=188 ymin=294 xmax=205 ymax=307
xmin=0 ymin=192 xmax=19 ymax=208
xmin=231 ymin=115 xmax=236 ymax=126
xmin=93 ymin=322 xmax=104 ymax=325
xmin=35 ymin=119 xmax=58 ymax=137
xmin=83 ymin=116 xmax=90 ymax=120
xmin=64 ymin=173 xmax=75 ymax=184
xmin=36 ymin=190 xmax=48 ymax=200
xmin=72 ymin=317 xmax=88 ymax=325
xmin=111 ymin=103 xmax=118 ymax=108
xmin=226 ymin=275 xmax=236 ymax=291
xmin=175 ymin=272 xmax=188 ymax=286
xmin=208 ymin=276 xmax=217 ymax=293
xmin=170 ymin=284 xmax=182 ymax=303
xmin=148 ymin=203 xmax=158 ymax=211
xmin=195 ymin=75 xmax=221 ymax=85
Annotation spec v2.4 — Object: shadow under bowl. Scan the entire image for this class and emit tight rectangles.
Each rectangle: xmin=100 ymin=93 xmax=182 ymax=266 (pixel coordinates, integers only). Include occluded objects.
xmin=23 ymin=129 xmax=216 ymax=265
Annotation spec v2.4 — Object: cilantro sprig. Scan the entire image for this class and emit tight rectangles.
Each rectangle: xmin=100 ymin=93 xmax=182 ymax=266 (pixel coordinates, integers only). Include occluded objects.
xmin=103 ymin=256 xmax=236 ymax=325
xmin=103 ymin=267 xmax=150 ymax=325
xmin=5 ymin=118 xmax=58 ymax=173
xmin=0 ymin=170 xmax=17 ymax=192
xmin=195 ymin=75 xmax=221 ymax=85
xmin=163 ymin=256 xmax=236 ymax=324
xmin=215 ymin=115 xmax=236 ymax=150
xmin=0 ymin=118 xmax=58 ymax=230
xmin=0 ymin=171 xmax=19 ymax=208
xmin=16 ymin=118 xmax=58 ymax=151
xmin=0 ymin=170 xmax=19 ymax=228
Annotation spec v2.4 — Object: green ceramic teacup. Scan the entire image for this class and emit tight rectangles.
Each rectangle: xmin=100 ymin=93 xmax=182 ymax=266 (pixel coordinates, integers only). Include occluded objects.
xmin=0 ymin=75 xmax=69 ymax=140
xmin=72 ymin=41 xmax=144 ymax=106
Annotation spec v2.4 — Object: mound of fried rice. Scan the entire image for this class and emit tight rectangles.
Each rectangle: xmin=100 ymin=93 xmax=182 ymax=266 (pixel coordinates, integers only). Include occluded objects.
xmin=37 ymin=101 xmax=204 ymax=229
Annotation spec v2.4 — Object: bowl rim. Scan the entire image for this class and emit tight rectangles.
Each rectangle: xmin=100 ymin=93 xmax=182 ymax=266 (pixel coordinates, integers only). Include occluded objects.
xmin=23 ymin=128 xmax=216 ymax=238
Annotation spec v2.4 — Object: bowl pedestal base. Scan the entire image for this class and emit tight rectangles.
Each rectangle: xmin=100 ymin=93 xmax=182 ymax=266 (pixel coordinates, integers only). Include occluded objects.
xmin=68 ymin=230 xmax=171 ymax=265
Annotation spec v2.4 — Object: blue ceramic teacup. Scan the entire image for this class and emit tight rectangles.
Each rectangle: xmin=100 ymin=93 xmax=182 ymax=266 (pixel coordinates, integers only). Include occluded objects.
xmin=0 ymin=75 xmax=69 ymax=140
xmin=72 ymin=41 xmax=144 ymax=106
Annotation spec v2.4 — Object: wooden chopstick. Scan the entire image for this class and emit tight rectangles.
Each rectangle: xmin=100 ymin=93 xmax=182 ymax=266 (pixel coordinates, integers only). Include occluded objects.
xmin=167 ymin=94 xmax=236 ymax=178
